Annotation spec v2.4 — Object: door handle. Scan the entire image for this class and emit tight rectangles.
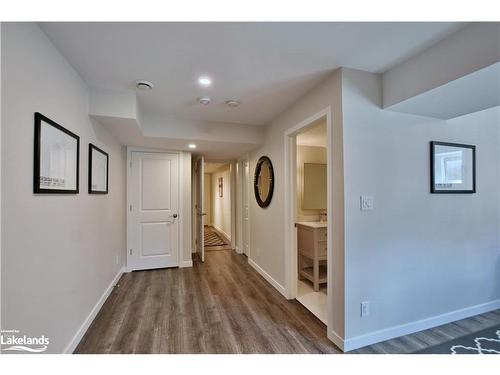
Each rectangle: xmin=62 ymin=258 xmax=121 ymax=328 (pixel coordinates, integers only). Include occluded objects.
xmin=198 ymin=213 xmax=207 ymax=216
xmin=173 ymin=213 xmax=178 ymax=218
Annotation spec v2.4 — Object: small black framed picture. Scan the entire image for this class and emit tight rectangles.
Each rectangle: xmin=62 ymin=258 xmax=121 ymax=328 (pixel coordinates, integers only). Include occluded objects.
xmin=430 ymin=141 xmax=476 ymax=194
xmin=34 ymin=112 xmax=80 ymax=194
xmin=218 ymin=177 xmax=223 ymax=197
xmin=88 ymin=144 xmax=109 ymax=194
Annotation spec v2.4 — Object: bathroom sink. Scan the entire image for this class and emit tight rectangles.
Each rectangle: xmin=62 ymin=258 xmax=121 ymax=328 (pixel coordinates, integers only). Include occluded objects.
xmin=295 ymin=221 xmax=328 ymax=228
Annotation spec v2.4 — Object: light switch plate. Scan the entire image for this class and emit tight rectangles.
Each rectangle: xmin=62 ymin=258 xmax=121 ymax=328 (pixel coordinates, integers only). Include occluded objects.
xmin=360 ymin=195 xmax=374 ymax=211
xmin=361 ymin=301 xmax=370 ymax=317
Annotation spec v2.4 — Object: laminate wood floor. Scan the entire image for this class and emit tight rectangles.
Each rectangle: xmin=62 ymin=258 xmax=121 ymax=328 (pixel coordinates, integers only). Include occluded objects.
xmin=353 ymin=309 xmax=500 ymax=354
xmin=75 ymin=250 xmax=339 ymax=354
xmin=74 ymin=250 xmax=500 ymax=354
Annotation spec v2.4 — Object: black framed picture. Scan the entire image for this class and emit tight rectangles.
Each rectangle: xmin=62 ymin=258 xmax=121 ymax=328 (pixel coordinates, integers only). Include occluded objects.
xmin=430 ymin=141 xmax=476 ymax=194
xmin=34 ymin=112 xmax=80 ymax=194
xmin=88 ymin=144 xmax=109 ymax=194
xmin=218 ymin=177 xmax=223 ymax=197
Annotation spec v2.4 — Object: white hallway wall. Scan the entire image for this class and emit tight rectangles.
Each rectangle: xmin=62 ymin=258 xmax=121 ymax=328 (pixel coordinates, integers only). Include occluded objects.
xmin=211 ymin=166 xmax=232 ymax=239
xmin=0 ymin=23 xmax=3 ymax=333
xmin=248 ymin=69 xmax=345 ymax=339
xmin=247 ymin=65 xmax=500 ymax=350
xmin=204 ymin=173 xmax=212 ymax=225
xmin=0 ymin=22 xmax=3 ymax=333
xmin=1 ymin=23 xmax=126 ymax=353
xmin=342 ymin=68 xmax=500 ymax=345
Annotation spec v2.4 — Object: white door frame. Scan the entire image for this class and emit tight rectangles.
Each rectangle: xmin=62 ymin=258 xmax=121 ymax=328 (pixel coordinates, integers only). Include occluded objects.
xmin=235 ymin=160 xmax=243 ymax=254
xmin=237 ymin=156 xmax=250 ymax=256
xmin=195 ymin=156 xmax=205 ymax=261
xmin=244 ymin=158 xmax=250 ymax=256
xmin=126 ymin=146 xmax=184 ymax=272
xmin=191 ymin=157 xmax=197 ymax=254
xmin=229 ymin=161 xmax=237 ymax=250
xmin=283 ymin=106 xmax=333 ymax=326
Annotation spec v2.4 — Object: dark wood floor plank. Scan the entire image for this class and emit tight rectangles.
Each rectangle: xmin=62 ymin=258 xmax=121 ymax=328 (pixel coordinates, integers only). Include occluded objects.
xmin=109 ymin=271 xmax=149 ymax=353
xmin=159 ymin=268 xmax=184 ymax=353
xmin=134 ymin=269 xmax=164 ymax=353
xmin=74 ymin=273 xmax=128 ymax=353
xmin=74 ymin=250 xmax=500 ymax=354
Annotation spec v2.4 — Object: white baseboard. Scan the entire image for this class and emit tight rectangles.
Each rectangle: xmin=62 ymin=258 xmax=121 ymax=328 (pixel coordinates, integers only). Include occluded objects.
xmin=248 ymin=258 xmax=286 ymax=298
xmin=64 ymin=266 xmax=125 ymax=354
xmin=212 ymin=224 xmax=231 ymax=243
xmin=341 ymin=298 xmax=500 ymax=352
xmin=327 ymin=329 xmax=345 ymax=352
xmin=180 ymin=260 xmax=193 ymax=268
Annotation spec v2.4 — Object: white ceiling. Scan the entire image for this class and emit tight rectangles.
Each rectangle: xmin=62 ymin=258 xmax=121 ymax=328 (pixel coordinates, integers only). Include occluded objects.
xmin=90 ymin=114 xmax=260 ymax=161
xmin=40 ymin=22 xmax=465 ymax=126
xmin=386 ymin=62 xmax=500 ymax=119
xmin=205 ymin=162 xmax=229 ymax=173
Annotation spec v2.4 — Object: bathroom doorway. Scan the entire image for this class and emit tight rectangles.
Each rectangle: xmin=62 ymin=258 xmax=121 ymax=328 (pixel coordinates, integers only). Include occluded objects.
xmin=295 ymin=119 xmax=328 ymax=323
xmin=284 ymin=107 xmax=333 ymax=329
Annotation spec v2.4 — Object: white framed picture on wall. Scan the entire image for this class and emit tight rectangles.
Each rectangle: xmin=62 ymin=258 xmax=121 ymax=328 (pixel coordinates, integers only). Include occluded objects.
xmin=88 ymin=144 xmax=109 ymax=194
xmin=34 ymin=112 xmax=80 ymax=194
xmin=430 ymin=141 xmax=476 ymax=194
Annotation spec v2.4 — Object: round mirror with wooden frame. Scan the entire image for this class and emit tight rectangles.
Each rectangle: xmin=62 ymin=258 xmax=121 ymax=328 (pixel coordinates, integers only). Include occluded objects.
xmin=254 ymin=156 xmax=274 ymax=208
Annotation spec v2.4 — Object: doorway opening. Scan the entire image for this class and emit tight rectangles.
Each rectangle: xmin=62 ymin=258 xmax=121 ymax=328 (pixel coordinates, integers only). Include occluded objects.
xmin=295 ymin=119 xmax=328 ymax=323
xmin=284 ymin=107 xmax=333 ymax=330
xmin=204 ymin=162 xmax=233 ymax=251
xmin=193 ymin=157 xmax=237 ymax=263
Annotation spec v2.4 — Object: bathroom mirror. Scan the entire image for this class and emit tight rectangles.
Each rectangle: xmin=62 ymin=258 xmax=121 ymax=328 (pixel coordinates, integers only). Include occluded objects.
xmin=303 ymin=163 xmax=327 ymax=209
xmin=254 ymin=156 xmax=274 ymax=208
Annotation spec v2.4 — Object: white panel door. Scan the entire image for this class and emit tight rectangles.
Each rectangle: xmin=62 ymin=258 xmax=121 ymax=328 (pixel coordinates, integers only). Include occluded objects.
xmin=196 ymin=156 xmax=205 ymax=262
xmin=129 ymin=151 xmax=179 ymax=270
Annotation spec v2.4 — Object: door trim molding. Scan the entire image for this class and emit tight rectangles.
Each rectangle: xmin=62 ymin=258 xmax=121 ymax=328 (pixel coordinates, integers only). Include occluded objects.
xmin=230 ymin=161 xmax=237 ymax=250
xmin=283 ymin=106 xmax=337 ymax=340
xmin=236 ymin=156 xmax=250 ymax=255
xmin=179 ymin=260 xmax=193 ymax=268
xmin=126 ymin=147 xmax=184 ymax=272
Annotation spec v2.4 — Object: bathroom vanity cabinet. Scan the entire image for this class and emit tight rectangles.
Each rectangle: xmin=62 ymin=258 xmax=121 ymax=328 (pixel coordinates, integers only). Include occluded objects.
xmin=296 ymin=222 xmax=327 ymax=291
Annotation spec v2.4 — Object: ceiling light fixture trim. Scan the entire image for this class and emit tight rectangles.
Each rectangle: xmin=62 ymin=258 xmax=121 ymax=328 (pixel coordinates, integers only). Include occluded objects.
xmin=135 ymin=80 xmax=154 ymax=90
xmin=198 ymin=97 xmax=212 ymax=105
xmin=225 ymin=100 xmax=240 ymax=108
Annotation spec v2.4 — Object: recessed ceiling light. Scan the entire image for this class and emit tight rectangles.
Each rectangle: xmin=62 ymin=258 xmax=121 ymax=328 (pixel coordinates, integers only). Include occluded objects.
xmin=198 ymin=97 xmax=212 ymax=105
xmin=225 ymin=100 xmax=240 ymax=108
xmin=188 ymin=144 xmax=197 ymax=149
xmin=198 ymin=76 xmax=212 ymax=87
xmin=135 ymin=80 xmax=154 ymax=91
